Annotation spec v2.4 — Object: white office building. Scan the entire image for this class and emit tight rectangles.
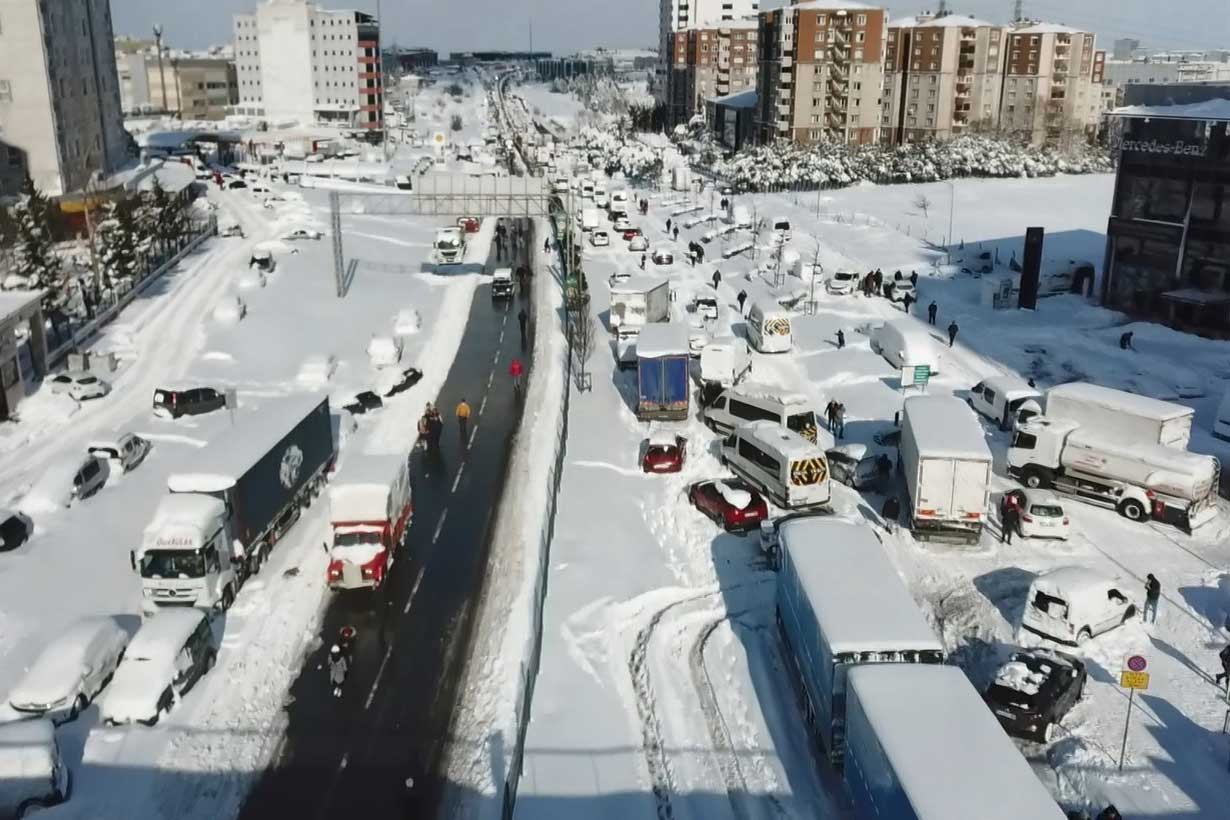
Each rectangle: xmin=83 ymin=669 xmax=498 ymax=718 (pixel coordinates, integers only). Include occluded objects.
xmin=656 ymin=0 xmax=760 ymax=103
xmin=232 ymin=0 xmax=382 ymax=130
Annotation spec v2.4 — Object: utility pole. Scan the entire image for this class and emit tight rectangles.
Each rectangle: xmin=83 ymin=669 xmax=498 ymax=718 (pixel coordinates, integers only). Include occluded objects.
xmin=153 ymin=24 xmax=168 ymax=115
xmin=1012 ymin=0 xmax=1024 ymax=22
xmin=377 ymin=0 xmax=390 ymax=162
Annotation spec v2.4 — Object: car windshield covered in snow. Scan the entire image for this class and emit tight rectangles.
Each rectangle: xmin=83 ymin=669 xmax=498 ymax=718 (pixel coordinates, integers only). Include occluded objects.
xmin=333 ymin=530 xmax=382 ymax=548
xmin=139 ymin=550 xmax=206 ymax=579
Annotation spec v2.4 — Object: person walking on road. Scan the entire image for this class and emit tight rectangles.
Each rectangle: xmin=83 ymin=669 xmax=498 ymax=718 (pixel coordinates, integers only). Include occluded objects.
xmin=1143 ymin=573 xmax=1161 ymax=623
xmin=836 ymin=329 xmax=845 ymax=349
xmin=510 ymin=357 xmax=524 ymax=392
xmin=673 ymin=225 xmax=679 ymax=241
xmin=543 ymin=237 xmax=550 ymax=253
xmin=455 ymin=398 xmax=471 ymax=445
xmin=1214 ymin=643 xmax=1230 ymax=688
xmin=1001 ymin=493 xmax=1019 ymax=544
xmin=737 ymin=289 xmax=748 ymax=315
xmin=824 ymin=400 xmax=838 ymax=432
xmin=666 ymin=218 xmax=672 ymax=234
xmin=928 ymin=301 xmax=938 ymax=325
xmin=518 ymin=307 xmax=529 ymax=346
xmin=947 ymin=320 xmax=959 ymax=347
xmin=640 ymin=253 xmax=646 ymax=270
xmin=1120 ymin=331 xmax=1134 ymax=351
xmin=903 ymin=293 xmax=915 ymax=314
xmin=833 ymin=402 xmax=846 ymax=439
xmin=328 ymin=644 xmax=349 ymax=698
xmin=417 ymin=405 xmax=431 ymax=451
xmin=427 ymin=406 xmax=444 ymax=451
xmin=712 ymin=269 xmax=722 ymax=290
xmin=910 ymin=270 xmax=919 ymax=287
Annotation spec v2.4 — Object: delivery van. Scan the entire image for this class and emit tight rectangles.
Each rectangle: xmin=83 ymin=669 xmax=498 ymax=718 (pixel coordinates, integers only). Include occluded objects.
xmin=704 ymin=385 xmax=819 ymax=443
xmin=720 ymin=420 xmax=831 ymax=509
xmin=747 ymin=299 xmax=792 ymax=353
xmin=869 ymin=320 xmax=935 ymax=370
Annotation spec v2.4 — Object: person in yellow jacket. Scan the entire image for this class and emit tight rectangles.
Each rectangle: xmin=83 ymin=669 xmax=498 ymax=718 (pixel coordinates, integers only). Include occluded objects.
xmin=455 ymin=398 xmax=471 ymax=444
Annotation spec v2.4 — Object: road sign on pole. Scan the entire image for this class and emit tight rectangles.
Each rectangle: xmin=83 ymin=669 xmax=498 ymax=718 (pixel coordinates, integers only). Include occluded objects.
xmin=1118 ymin=655 xmax=1150 ymax=770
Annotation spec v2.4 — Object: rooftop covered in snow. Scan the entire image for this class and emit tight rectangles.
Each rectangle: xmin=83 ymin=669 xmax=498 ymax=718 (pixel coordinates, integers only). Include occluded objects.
xmin=1012 ymin=22 xmax=1086 ymax=34
xmin=636 ymin=323 xmax=690 ymax=359
xmin=902 ymin=395 xmax=993 ymax=461
xmin=788 ymin=0 xmax=875 ymax=11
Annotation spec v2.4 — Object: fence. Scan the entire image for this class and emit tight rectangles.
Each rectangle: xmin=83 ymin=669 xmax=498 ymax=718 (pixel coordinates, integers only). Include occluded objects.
xmin=46 ymin=215 xmax=217 ymax=367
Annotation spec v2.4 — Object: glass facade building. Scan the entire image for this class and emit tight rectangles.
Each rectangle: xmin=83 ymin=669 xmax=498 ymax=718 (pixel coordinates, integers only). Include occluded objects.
xmin=1103 ymin=84 xmax=1230 ymax=333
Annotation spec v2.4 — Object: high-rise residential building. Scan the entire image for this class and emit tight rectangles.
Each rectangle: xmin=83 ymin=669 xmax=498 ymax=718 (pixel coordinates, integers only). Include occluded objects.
xmin=656 ymin=0 xmax=760 ymax=109
xmin=116 ymin=46 xmax=238 ymax=121
xmin=881 ymin=14 xmax=1007 ymax=145
xmin=667 ymin=19 xmax=759 ymax=125
xmin=232 ymin=0 xmax=382 ymax=130
xmin=755 ymin=1 xmax=888 ymax=146
xmin=0 ymin=0 xmax=129 ymax=197
xmin=999 ymin=23 xmax=1102 ymax=147
xmin=1111 ymin=38 xmax=1141 ymax=60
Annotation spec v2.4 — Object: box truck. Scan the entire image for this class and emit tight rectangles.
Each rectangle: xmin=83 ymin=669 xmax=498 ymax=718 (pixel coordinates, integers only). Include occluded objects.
xmin=326 ymin=455 xmax=412 ymax=590
xmin=1008 ymin=416 xmax=1219 ymax=530
xmin=135 ymin=395 xmax=335 ymax=611
xmin=635 ymin=323 xmax=690 ymax=421
xmin=610 ymin=276 xmax=671 ymax=369
xmin=775 ymin=518 xmax=944 ymax=765
xmin=1044 ymin=382 xmax=1193 ymax=450
xmin=899 ymin=396 xmax=993 ymax=544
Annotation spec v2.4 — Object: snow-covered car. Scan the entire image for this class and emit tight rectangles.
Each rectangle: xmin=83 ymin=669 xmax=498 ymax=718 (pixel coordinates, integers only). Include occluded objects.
xmin=687 ymin=328 xmax=711 ymax=358
xmin=888 ymin=278 xmax=917 ymax=303
xmin=608 ymin=270 xmax=632 ymax=287
xmin=0 ymin=509 xmax=33 ymax=552
xmin=99 ymin=609 xmax=216 ymax=727
xmin=212 ymin=294 xmax=247 ymax=323
xmin=590 ymin=230 xmax=610 ymax=247
xmin=613 ymin=216 xmax=632 ymax=232
xmin=305 ymin=153 xmax=325 ymax=163
xmin=1006 ymin=489 xmax=1070 ymax=540
xmin=622 ymin=227 xmax=643 ymax=241
xmin=249 ymin=180 xmax=270 ymax=195
xmin=235 ymin=269 xmax=266 ymax=290
xmin=826 ymin=444 xmax=889 ymax=490
xmin=24 ymin=455 xmax=109 ymax=511
xmin=651 ymin=247 xmax=674 ymax=265
xmin=283 ymin=227 xmax=323 ymax=241
xmin=367 ymin=335 xmax=404 ymax=369
xmin=628 ymin=235 xmax=649 ymax=253
xmin=826 ymin=270 xmax=859 ymax=295
xmin=693 ymin=295 xmax=718 ymax=321
xmin=342 ymin=391 xmax=384 ymax=415
xmin=0 ymin=719 xmax=70 ymax=816
xmin=249 ymin=249 xmax=275 ymax=272
xmin=642 ymin=432 xmax=686 ymax=473
xmin=152 ymin=385 xmax=226 ymax=419
xmin=984 ymin=648 xmax=1087 ymax=743
xmin=87 ymin=433 xmax=152 ymax=473
xmin=49 ymin=372 xmax=111 ymax=401
xmin=218 ymin=221 xmax=245 ymax=238
xmin=1020 ymin=567 xmax=1135 ymax=646
xmin=8 ymin=615 xmax=134 ymax=724
xmin=688 ymin=478 xmax=768 ymax=532
xmin=968 ymin=377 xmax=1042 ymax=431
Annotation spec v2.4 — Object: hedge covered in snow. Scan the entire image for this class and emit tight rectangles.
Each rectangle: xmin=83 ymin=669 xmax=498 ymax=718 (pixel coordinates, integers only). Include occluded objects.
xmin=574 ymin=127 xmax=663 ymax=181
xmin=708 ymin=136 xmax=1112 ymax=192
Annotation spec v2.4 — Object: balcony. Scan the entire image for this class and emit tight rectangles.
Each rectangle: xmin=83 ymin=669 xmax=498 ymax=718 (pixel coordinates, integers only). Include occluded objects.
xmin=961 ymin=28 xmax=976 ymax=41
xmin=828 ymin=64 xmax=849 ymax=81
xmin=781 ymin=55 xmax=793 ymax=68
xmin=829 ymin=81 xmax=848 ymax=97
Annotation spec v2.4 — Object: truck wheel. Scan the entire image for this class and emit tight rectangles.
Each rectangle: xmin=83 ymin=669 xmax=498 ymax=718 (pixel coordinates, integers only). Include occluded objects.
xmin=1117 ymin=498 xmax=1146 ymax=522
xmin=220 ymin=586 xmax=235 ymax=612
xmin=1021 ymin=467 xmax=1051 ymax=489
xmin=1042 ymin=723 xmax=1056 ymax=743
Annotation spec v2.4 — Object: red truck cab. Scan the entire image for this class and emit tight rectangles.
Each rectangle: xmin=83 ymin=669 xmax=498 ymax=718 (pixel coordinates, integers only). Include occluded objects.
xmin=327 ymin=456 xmax=412 ymax=590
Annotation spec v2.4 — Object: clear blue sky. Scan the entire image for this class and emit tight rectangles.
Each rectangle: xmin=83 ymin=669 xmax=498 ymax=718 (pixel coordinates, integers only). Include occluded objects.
xmin=112 ymin=0 xmax=1230 ymax=55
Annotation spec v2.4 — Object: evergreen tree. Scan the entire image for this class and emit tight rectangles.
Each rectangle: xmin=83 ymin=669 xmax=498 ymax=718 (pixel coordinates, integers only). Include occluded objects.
xmin=148 ymin=178 xmax=186 ymax=257
xmin=98 ymin=197 xmax=142 ymax=294
xmin=7 ymin=177 xmax=70 ymax=339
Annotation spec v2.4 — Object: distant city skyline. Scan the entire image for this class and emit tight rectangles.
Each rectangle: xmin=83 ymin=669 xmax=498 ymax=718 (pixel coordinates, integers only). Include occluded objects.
xmin=112 ymin=0 xmax=1230 ymax=55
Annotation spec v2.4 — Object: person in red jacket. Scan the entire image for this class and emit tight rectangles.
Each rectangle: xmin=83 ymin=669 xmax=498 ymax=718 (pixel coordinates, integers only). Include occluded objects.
xmin=509 ymin=357 xmax=524 ymax=391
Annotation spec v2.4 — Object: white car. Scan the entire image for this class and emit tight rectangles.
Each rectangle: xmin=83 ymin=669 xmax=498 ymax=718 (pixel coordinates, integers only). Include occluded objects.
xmin=0 ymin=719 xmax=70 ymax=815
xmin=235 ymin=269 xmax=266 ymax=291
xmin=1020 ymin=567 xmax=1135 ymax=645
xmin=590 ymin=230 xmax=610 ymax=247
xmin=827 ymin=270 xmax=859 ymax=295
xmin=628 ymin=235 xmax=649 ymax=253
xmin=8 ymin=616 xmax=133 ymax=724
xmin=87 ymin=433 xmax=152 ymax=473
xmin=212 ymin=294 xmax=247 ymax=324
xmin=651 ymin=247 xmax=674 ymax=265
xmin=305 ymin=153 xmax=325 ymax=163
xmin=367 ymin=335 xmax=404 ymax=369
xmin=23 ymin=455 xmax=110 ymax=511
xmin=613 ymin=216 xmax=632 ymax=232
xmin=49 ymin=372 xmax=111 ymax=401
xmin=99 ymin=609 xmax=216 ymax=727
xmin=693 ymin=295 xmax=719 ymax=321
xmin=283 ymin=228 xmax=323 ymax=241
xmin=889 ymin=278 xmax=917 ymax=303
xmin=1008 ymin=489 xmax=1070 ymax=540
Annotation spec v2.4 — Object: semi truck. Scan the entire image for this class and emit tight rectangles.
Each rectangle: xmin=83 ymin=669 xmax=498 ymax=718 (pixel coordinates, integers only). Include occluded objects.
xmin=326 ymin=455 xmax=412 ymax=590
xmin=432 ymin=226 xmax=466 ymax=266
xmin=1044 ymin=382 xmax=1193 ymax=450
xmin=775 ymin=518 xmax=944 ymax=765
xmin=134 ymin=395 xmax=335 ymax=611
xmin=1008 ymin=416 xmax=1220 ymax=530
xmin=635 ymin=323 xmax=690 ymax=421
xmin=899 ymin=396 xmax=993 ymax=544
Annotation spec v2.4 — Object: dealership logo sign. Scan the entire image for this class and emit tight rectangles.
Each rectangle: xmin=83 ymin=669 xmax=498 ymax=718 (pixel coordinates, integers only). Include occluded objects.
xmin=1118 ymin=138 xmax=1207 ymax=157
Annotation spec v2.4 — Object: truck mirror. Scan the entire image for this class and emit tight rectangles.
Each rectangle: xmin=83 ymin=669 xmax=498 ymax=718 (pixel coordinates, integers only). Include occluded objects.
xmin=129 ymin=550 xmax=136 ymax=571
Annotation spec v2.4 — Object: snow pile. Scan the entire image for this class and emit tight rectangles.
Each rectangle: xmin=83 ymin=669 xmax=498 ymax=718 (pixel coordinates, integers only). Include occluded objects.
xmin=994 ymin=660 xmax=1044 ymax=695
xmin=709 ymin=136 xmax=1112 ymax=192
xmin=296 ymin=354 xmax=337 ymax=388
xmin=393 ymin=307 xmax=422 ymax=336
xmin=574 ymin=127 xmax=663 ymax=181
xmin=715 ymin=480 xmax=752 ymax=510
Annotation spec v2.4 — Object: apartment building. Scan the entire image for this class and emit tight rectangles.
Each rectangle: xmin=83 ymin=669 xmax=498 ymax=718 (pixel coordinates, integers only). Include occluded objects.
xmin=232 ymin=0 xmax=382 ymax=130
xmin=656 ymin=0 xmax=760 ymax=108
xmin=756 ymin=1 xmax=887 ymax=146
xmin=117 ymin=49 xmax=238 ymax=120
xmin=667 ymin=19 xmax=759 ymax=124
xmin=0 ymin=0 xmax=129 ymax=197
xmin=881 ymin=14 xmax=1007 ymax=145
xmin=999 ymin=23 xmax=1102 ymax=147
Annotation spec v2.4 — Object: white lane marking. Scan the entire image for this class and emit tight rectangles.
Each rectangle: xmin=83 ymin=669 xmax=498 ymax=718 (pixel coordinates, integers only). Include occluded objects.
xmin=451 ymin=464 xmax=465 ymax=494
xmin=364 ymin=644 xmax=395 ymax=710
xmin=433 ymin=510 xmax=448 ymax=544
xmin=479 ymin=394 xmax=488 ymax=415
xmin=487 ymin=371 xmax=495 ymax=389
xmin=468 ymin=425 xmax=478 ymax=448
xmin=402 ymin=565 xmax=426 ymax=614
xmin=492 ymin=351 xmax=500 ymax=366
xmin=499 ymin=328 xmax=505 ymax=344
xmin=339 ymin=752 xmax=349 ymax=771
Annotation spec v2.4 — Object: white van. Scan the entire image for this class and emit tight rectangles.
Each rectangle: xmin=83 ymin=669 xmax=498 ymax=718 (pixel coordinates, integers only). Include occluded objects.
xmin=747 ymin=299 xmax=792 ymax=353
xmin=772 ymin=217 xmax=792 ymax=242
xmin=0 ymin=719 xmax=70 ymax=816
xmin=869 ymin=320 xmax=935 ymax=370
xmin=968 ymin=376 xmax=1042 ymax=431
xmin=720 ymin=420 xmax=831 ymax=509
xmin=704 ymin=384 xmax=819 ymax=443
xmin=1020 ymin=567 xmax=1136 ymax=645
xmin=700 ymin=337 xmax=752 ymax=387
xmin=730 ymin=204 xmax=752 ymax=229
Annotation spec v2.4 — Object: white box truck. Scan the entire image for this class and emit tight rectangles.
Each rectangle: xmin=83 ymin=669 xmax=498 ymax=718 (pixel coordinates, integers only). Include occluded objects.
xmin=1045 ymin=382 xmax=1193 ymax=450
xmin=581 ymin=207 xmax=600 ymax=233
xmin=1008 ymin=416 xmax=1220 ymax=531
xmin=899 ymin=396 xmax=993 ymax=544
xmin=610 ymin=276 xmax=671 ymax=369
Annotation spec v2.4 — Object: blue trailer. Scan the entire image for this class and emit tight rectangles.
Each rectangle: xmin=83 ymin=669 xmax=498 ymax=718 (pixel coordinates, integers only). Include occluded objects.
xmin=775 ymin=518 xmax=944 ymax=765
xmin=843 ymin=664 xmax=1067 ymax=820
xmin=636 ymin=322 xmax=690 ymax=421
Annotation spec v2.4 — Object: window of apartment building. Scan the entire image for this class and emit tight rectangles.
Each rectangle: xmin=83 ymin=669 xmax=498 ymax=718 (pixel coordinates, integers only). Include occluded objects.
xmin=817 ymin=15 xmax=826 ymax=24
xmin=1012 ymin=50 xmax=1019 ymax=60
xmin=928 ymin=89 xmax=936 ymax=97
xmin=908 ymin=103 xmax=917 ymax=112
xmin=926 ymin=116 xmax=935 ymax=125
xmin=856 ymin=14 xmax=867 ymax=25
xmin=927 ymin=103 xmax=935 ymax=112
xmin=1031 ymin=36 xmax=1039 ymax=45
xmin=854 ymin=48 xmax=863 ymax=59
xmin=1029 ymin=50 xmax=1037 ymax=60
xmin=913 ymin=62 xmax=920 ymax=70
xmin=811 ymin=114 xmax=820 ymax=123
xmin=931 ymin=47 xmax=939 ymax=56
xmin=929 ymin=62 xmax=937 ymax=70
xmin=914 ymin=47 xmax=922 ymax=56
xmin=911 ymin=88 xmax=919 ymax=98
xmin=856 ymin=32 xmax=865 ymax=43
xmin=853 ymin=82 xmax=861 ymax=91
xmin=1007 ymin=104 xmax=1015 ymax=112
xmin=852 ymin=97 xmax=860 ymax=106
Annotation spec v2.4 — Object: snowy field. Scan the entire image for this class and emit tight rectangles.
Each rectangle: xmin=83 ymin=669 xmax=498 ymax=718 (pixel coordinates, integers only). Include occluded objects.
xmin=518 ymin=170 xmax=1230 ymax=819
xmin=0 ymin=164 xmax=484 ymax=815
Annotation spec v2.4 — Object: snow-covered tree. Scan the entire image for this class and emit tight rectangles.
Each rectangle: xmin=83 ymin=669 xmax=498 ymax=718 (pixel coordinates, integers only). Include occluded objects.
xmin=148 ymin=178 xmax=186 ymax=257
xmin=97 ymin=197 xmax=143 ymax=296
xmin=4 ymin=177 xmax=71 ymax=338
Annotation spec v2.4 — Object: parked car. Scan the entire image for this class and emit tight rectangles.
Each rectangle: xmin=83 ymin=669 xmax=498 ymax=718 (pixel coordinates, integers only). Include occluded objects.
xmin=622 ymin=227 xmax=643 ymax=241
xmin=628 ymin=235 xmax=649 ymax=252
xmin=0 ymin=509 xmax=33 ymax=551
xmin=367 ymin=335 xmax=404 ymax=369
xmin=8 ymin=615 xmax=133 ymax=724
xmin=342 ymin=391 xmax=384 ymax=415
xmin=984 ymin=648 xmax=1087 ymax=742
xmin=642 ymin=432 xmax=686 ymax=473
xmin=0 ymin=719 xmax=70 ymax=817
xmin=693 ymin=295 xmax=719 ymax=321
xmin=827 ymin=444 xmax=889 ymax=490
xmin=651 ymin=247 xmax=674 ymax=265
xmin=888 ymin=278 xmax=916 ymax=303
xmin=1020 ymin=567 xmax=1135 ymax=645
xmin=152 ymin=386 xmax=226 ymax=419
xmin=249 ymin=249 xmax=275 ymax=272
xmin=87 ymin=433 xmax=152 ymax=473
xmin=99 ymin=609 xmax=216 ymax=727
xmin=613 ymin=215 xmax=632 ymax=232
xmin=225 ymin=178 xmax=247 ymax=190
xmin=24 ymin=456 xmax=110 ymax=511
xmin=968 ymin=377 xmax=1042 ymax=431
xmin=49 ymin=372 xmax=111 ymax=401
xmin=590 ymin=230 xmax=610 ymax=247
xmin=827 ymin=270 xmax=859 ymax=295
xmin=687 ymin=478 xmax=769 ymax=532
xmin=1006 ymin=488 xmax=1070 ymax=540
xmin=283 ymin=227 xmax=323 ymax=241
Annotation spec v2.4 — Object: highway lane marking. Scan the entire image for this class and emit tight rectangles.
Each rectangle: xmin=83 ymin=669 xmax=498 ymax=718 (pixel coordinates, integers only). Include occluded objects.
xmin=492 ymin=351 xmax=500 ymax=366
xmin=487 ymin=370 xmax=495 ymax=389
xmin=364 ymin=644 xmax=396 ymax=710
xmin=339 ymin=752 xmax=349 ymax=770
xmin=451 ymin=463 xmax=465 ymax=493
xmin=499 ymin=328 xmax=505 ymax=344
xmin=433 ymin=510 xmax=448 ymax=544
xmin=402 ymin=566 xmax=426 ymax=615
xmin=469 ymin=425 xmax=478 ymax=448
xmin=479 ymin=394 xmax=489 ymax=415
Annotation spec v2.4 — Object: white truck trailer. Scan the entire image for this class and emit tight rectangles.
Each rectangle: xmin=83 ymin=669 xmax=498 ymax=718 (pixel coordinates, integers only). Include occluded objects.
xmin=899 ymin=396 xmax=993 ymax=544
xmin=1008 ymin=416 xmax=1220 ymax=530
xmin=1045 ymin=382 xmax=1193 ymax=450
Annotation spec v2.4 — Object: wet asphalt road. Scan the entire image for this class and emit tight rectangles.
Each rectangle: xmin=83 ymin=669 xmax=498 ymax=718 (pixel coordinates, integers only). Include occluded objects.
xmin=239 ymin=225 xmax=533 ymax=820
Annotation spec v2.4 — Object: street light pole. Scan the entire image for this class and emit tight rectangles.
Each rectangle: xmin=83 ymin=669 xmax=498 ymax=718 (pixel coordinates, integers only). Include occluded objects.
xmin=153 ymin=24 xmax=167 ymax=115
xmin=946 ymin=180 xmax=955 ymax=264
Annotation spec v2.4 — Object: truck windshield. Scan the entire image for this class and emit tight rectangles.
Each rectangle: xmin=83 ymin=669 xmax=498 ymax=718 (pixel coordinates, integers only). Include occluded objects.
xmin=334 ymin=531 xmax=383 ymax=547
xmin=787 ymin=412 xmax=817 ymax=434
xmin=140 ymin=549 xmax=206 ymax=579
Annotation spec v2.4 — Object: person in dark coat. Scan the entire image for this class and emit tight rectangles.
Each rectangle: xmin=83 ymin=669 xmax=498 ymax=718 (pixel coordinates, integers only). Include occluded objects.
xmin=1120 ymin=331 xmax=1134 ymax=350
xmin=947 ymin=320 xmax=959 ymax=347
xmin=666 ymin=218 xmax=672 ymax=233
xmin=824 ymin=400 xmax=838 ymax=431
xmin=712 ymin=269 xmax=722 ymax=289
xmin=836 ymin=329 xmax=845 ymax=349
xmin=696 ymin=244 xmax=705 ymax=264
xmin=1001 ymin=493 xmax=1019 ymax=544
xmin=737 ymin=289 xmax=748 ymax=314
xmin=910 ymin=270 xmax=918 ymax=287
xmin=881 ymin=495 xmax=901 ymax=533
xmin=640 ymin=253 xmax=646 ymax=270
xmin=1143 ymin=573 xmax=1161 ymax=623
xmin=517 ymin=308 xmax=529 ymax=345
xmin=903 ymin=293 xmax=915 ymax=314
xmin=1215 ymin=643 xmax=1230 ymax=687
xmin=927 ymin=301 xmax=938 ymax=325
xmin=673 ymin=225 xmax=679 ymax=241
xmin=874 ymin=270 xmax=883 ymax=292
xmin=544 ymin=237 xmax=551 ymax=253
xmin=427 ymin=407 xmax=444 ymax=450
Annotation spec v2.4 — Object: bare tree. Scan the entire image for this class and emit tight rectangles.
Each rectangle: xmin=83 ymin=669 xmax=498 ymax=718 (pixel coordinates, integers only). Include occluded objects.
xmin=912 ymin=193 xmax=932 ymax=218
xmin=569 ymin=305 xmax=597 ymax=392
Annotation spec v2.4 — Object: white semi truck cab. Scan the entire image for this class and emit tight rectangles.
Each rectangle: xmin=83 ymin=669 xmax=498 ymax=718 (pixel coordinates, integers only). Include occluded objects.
xmin=433 ymin=227 xmax=466 ymax=265
xmin=134 ymin=494 xmax=239 ymax=612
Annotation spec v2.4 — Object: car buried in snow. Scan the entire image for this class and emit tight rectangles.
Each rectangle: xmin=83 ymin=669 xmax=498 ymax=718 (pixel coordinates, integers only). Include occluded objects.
xmin=641 ymin=432 xmax=686 ymax=473
xmin=827 ymin=270 xmax=859 ymax=295
xmin=687 ymin=478 xmax=768 ymax=532
xmin=8 ymin=616 xmax=133 ymax=724
xmin=590 ymin=229 xmax=610 ymax=247
xmin=49 ymin=372 xmax=111 ymax=401
xmin=613 ymin=215 xmax=632 ymax=232
xmin=628 ymin=235 xmax=649 ymax=253
xmin=283 ymin=227 xmax=323 ymax=241
xmin=87 ymin=433 xmax=152 ymax=473
xmin=984 ymin=648 xmax=1087 ymax=743
xmin=651 ymin=247 xmax=674 ymax=265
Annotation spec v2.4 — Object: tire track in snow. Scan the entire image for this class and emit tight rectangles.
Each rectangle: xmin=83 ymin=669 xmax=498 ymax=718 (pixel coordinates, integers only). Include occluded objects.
xmin=629 ymin=598 xmax=686 ymax=820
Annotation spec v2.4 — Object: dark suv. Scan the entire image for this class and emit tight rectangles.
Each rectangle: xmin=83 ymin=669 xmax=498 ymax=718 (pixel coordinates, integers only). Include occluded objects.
xmin=153 ymin=387 xmax=226 ymax=419
xmin=0 ymin=509 xmax=34 ymax=551
xmin=984 ymin=648 xmax=1087 ymax=743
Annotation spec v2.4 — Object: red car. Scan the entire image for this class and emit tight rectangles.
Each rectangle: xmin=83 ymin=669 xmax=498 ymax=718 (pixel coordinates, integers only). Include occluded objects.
xmin=622 ymin=227 xmax=643 ymax=241
xmin=642 ymin=433 xmax=686 ymax=473
xmin=457 ymin=216 xmax=480 ymax=233
xmin=688 ymin=478 xmax=769 ymax=532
